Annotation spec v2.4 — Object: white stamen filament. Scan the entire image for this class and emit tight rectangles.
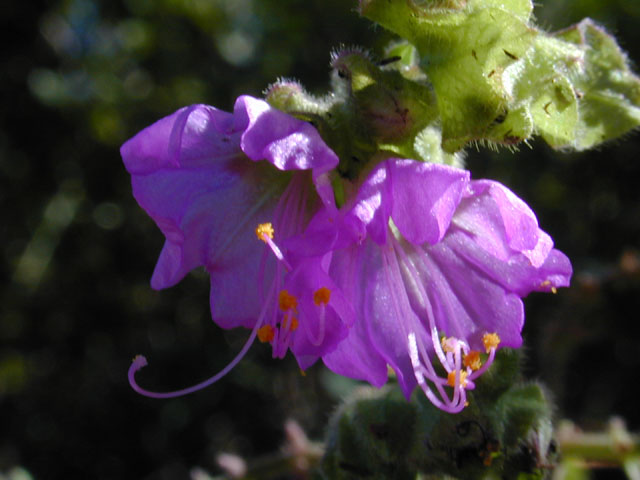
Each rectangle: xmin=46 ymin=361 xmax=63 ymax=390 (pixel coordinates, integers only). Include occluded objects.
xmin=302 ymin=302 xmax=326 ymax=346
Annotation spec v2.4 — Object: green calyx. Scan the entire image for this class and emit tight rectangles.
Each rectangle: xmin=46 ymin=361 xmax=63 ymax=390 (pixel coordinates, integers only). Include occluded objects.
xmin=265 ymin=49 xmax=460 ymax=185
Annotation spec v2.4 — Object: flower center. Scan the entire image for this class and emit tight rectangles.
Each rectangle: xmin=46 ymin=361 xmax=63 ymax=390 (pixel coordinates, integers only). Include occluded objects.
xmin=255 ymin=223 xmax=332 ymax=355
xmin=385 ymin=231 xmax=503 ymax=413
xmin=409 ymin=330 xmax=501 ymax=414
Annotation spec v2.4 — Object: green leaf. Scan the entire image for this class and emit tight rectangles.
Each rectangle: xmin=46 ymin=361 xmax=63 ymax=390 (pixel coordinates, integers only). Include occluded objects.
xmin=469 ymin=0 xmax=533 ymax=22
xmin=505 ymin=35 xmax=581 ymax=148
xmin=555 ymin=18 xmax=640 ymax=150
xmin=360 ymin=0 xmax=537 ymax=152
xmin=360 ymin=1 xmax=640 ymax=153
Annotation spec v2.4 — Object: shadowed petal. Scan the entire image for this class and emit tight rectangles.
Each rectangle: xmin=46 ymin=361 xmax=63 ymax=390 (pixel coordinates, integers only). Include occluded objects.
xmin=322 ymin=243 xmax=391 ymax=389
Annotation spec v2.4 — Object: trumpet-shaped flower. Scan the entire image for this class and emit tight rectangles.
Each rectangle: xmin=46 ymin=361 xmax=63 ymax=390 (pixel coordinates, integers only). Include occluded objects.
xmin=314 ymin=159 xmax=572 ymax=413
xmin=121 ymin=96 xmax=353 ymax=398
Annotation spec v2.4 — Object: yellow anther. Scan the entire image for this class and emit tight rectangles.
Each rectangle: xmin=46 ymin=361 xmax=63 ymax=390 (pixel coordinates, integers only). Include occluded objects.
xmin=482 ymin=333 xmax=501 ymax=353
xmin=282 ymin=316 xmax=299 ymax=331
xmin=463 ymin=351 xmax=482 ymax=371
xmin=447 ymin=370 xmax=468 ymax=388
xmin=540 ymin=280 xmax=558 ymax=294
xmin=255 ymin=222 xmax=274 ymax=242
xmin=313 ymin=287 xmax=331 ymax=306
xmin=299 ymin=369 xmax=307 ymax=377
xmin=441 ymin=336 xmax=457 ymax=353
xmin=257 ymin=324 xmax=275 ymax=343
xmin=278 ymin=290 xmax=297 ymax=311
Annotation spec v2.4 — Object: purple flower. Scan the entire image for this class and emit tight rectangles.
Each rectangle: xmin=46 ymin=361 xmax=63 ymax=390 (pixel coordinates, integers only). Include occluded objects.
xmin=308 ymin=159 xmax=572 ymax=413
xmin=121 ymin=96 xmax=354 ymax=398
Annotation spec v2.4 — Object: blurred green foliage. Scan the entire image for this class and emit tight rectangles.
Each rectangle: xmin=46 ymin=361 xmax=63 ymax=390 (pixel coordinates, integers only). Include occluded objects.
xmin=1 ymin=0 xmax=639 ymax=479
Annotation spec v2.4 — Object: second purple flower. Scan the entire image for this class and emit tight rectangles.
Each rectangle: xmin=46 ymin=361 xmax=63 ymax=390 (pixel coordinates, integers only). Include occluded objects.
xmin=295 ymin=159 xmax=572 ymax=413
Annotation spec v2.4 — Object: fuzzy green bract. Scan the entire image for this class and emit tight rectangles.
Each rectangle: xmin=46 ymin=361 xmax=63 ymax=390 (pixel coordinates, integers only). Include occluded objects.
xmin=359 ymin=0 xmax=640 ymax=152
xmin=320 ymin=350 xmax=556 ymax=480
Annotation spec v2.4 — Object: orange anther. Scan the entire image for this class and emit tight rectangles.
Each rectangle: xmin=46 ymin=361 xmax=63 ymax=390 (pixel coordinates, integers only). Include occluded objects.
xmin=447 ymin=370 xmax=468 ymax=388
xmin=463 ymin=351 xmax=482 ymax=371
xmin=278 ymin=290 xmax=297 ymax=311
xmin=313 ymin=287 xmax=331 ymax=306
xmin=257 ymin=324 xmax=275 ymax=343
xmin=282 ymin=315 xmax=299 ymax=331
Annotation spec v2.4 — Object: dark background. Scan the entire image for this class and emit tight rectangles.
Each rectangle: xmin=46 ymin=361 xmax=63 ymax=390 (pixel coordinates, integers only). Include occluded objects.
xmin=1 ymin=1 xmax=639 ymax=478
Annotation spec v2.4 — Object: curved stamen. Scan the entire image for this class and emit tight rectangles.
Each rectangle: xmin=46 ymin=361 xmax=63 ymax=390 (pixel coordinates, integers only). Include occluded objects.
xmin=409 ymin=333 xmax=461 ymax=412
xmin=388 ymin=234 xmax=505 ymax=413
xmin=129 ymin=282 xmax=275 ymax=399
xmin=450 ymin=339 xmax=464 ymax=408
xmin=387 ymin=236 xmax=453 ymax=383
xmin=386 ymin=238 xmax=456 ymax=407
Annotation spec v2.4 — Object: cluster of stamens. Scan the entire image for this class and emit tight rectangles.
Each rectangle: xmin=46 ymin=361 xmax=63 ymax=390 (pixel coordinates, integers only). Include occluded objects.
xmin=257 ymin=289 xmax=299 ymax=357
xmin=409 ymin=329 xmax=500 ymax=413
xmin=255 ymin=223 xmax=332 ymax=357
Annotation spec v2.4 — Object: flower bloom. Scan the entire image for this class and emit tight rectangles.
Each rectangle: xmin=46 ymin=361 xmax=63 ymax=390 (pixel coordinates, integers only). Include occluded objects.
xmin=306 ymin=159 xmax=572 ymax=413
xmin=121 ymin=96 xmax=354 ymax=398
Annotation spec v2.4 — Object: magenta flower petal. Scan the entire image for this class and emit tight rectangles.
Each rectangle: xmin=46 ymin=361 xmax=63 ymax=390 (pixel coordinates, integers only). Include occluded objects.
xmin=283 ymin=257 xmax=355 ymax=369
xmin=349 ymin=162 xmax=393 ymax=244
xmin=408 ymin=235 xmax=526 ymax=349
xmin=131 ymin=162 xmax=280 ymax=293
xmin=450 ymin=180 xmax=572 ymax=296
xmin=235 ymin=95 xmax=338 ymax=206
xmin=121 ymin=104 xmax=241 ymax=174
xmin=388 ymin=159 xmax=469 ymax=245
xmin=121 ymin=97 xmax=339 ymax=328
xmin=322 ymin=243 xmax=394 ymax=389
xmin=348 ymin=159 xmax=469 ymax=245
